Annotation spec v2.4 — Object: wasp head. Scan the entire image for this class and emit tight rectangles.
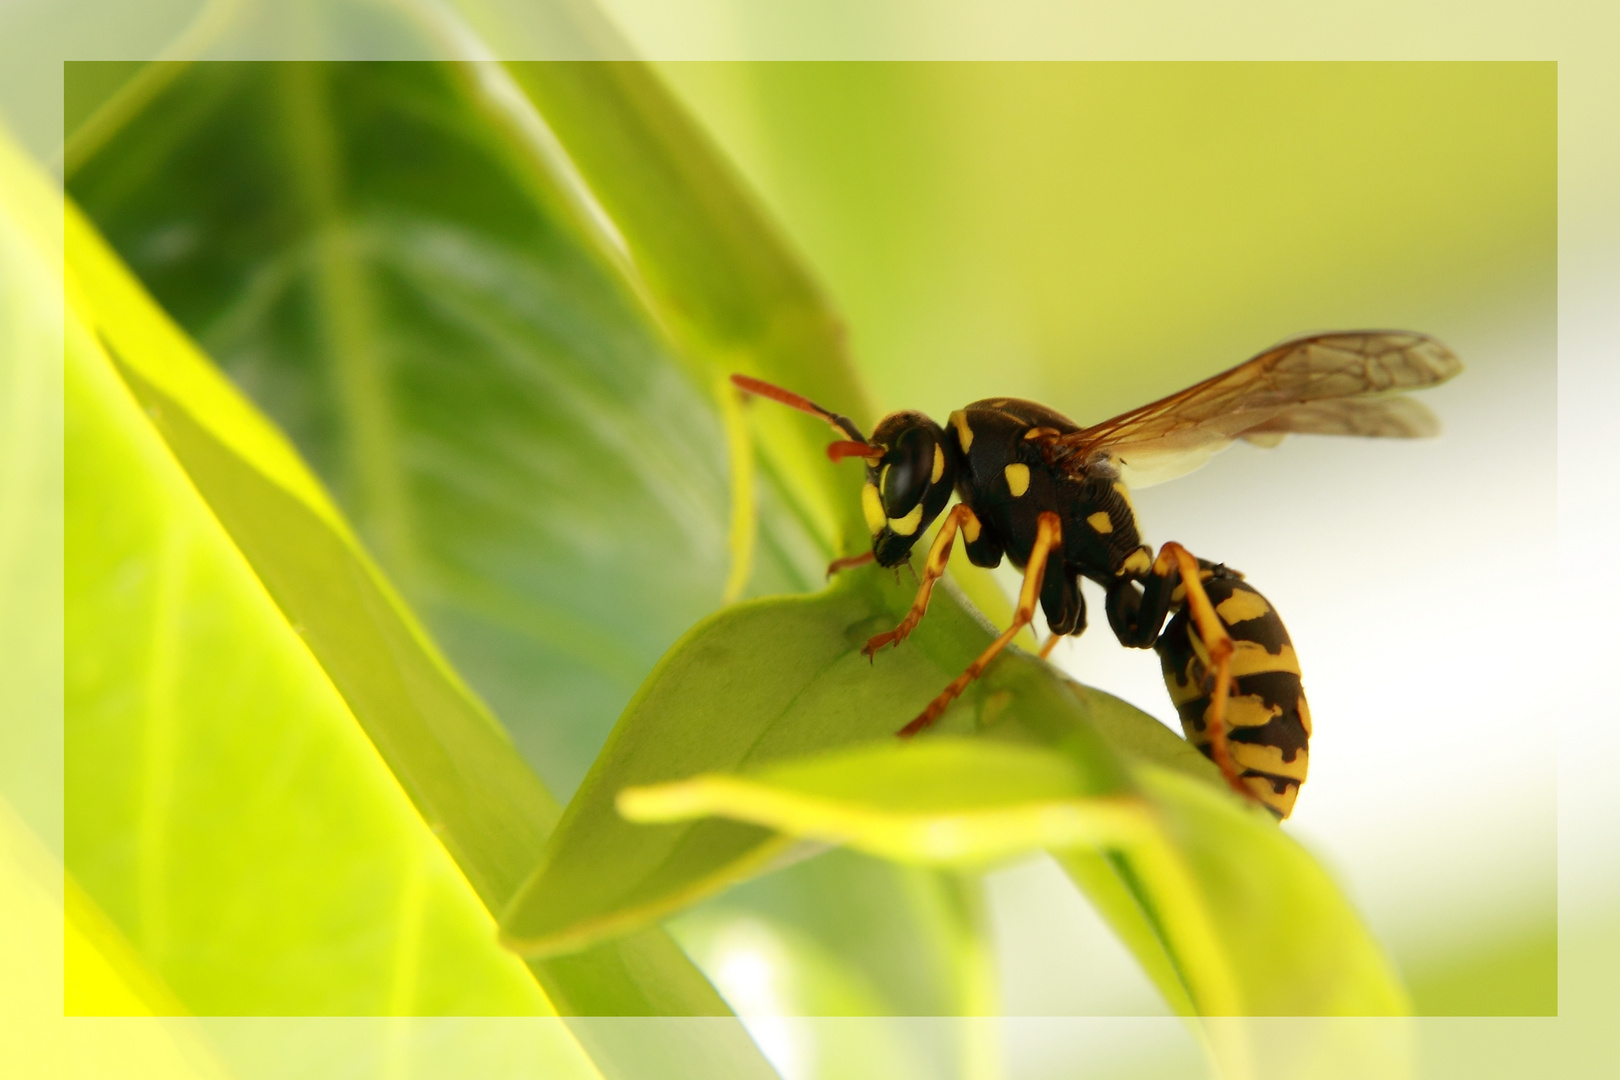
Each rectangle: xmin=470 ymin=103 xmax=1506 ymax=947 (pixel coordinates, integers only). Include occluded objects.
xmin=863 ymin=411 xmax=957 ymax=567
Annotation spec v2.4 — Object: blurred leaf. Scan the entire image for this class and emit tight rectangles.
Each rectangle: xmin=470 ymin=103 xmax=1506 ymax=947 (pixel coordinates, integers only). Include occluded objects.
xmin=3 ymin=797 xmax=235 ymax=1080
xmin=64 ymin=142 xmax=797 ymax=1071
xmin=502 ymin=59 xmax=878 ymax=558
xmin=64 ymin=59 xmax=817 ymax=799
xmin=620 ymin=737 xmax=1150 ymax=865
xmin=1054 ymin=765 xmax=1411 ymax=1017
xmin=64 ymin=175 xmax=797 ymax=1080
xmin=64 ymin=204 xmax=563 ymax=1015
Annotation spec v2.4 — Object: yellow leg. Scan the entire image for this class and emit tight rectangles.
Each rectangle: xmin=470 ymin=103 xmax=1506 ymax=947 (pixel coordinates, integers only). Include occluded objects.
xmin=1039 ymin=634 xmax=1063 ymax=660
xmin=898 ymin=512 xmax=1062 ymax=737
xmin=1156 ymin=542 xmax=1249 ymax=802
xmin=863 ymin=504 xmax=981 ymax=658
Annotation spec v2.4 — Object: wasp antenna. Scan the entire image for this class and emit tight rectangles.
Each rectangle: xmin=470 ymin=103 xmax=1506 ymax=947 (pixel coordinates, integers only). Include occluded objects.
xmin=827 ymin=440 xmax=883 ymax=464
xmin=730 ymin=373 xmax=869 ymax=443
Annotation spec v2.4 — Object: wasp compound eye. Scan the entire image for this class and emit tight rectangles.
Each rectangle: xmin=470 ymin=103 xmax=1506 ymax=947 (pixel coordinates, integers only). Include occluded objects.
xmin=880 ymin=426 xmax=936 ymax=518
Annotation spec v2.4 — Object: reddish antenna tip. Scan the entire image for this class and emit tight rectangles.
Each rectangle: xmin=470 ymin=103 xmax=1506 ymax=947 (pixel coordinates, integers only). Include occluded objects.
xmin=729 ymin=372 xmax=871 ymax=444
xmin=827 ymin=440 xmax=883 ymax=463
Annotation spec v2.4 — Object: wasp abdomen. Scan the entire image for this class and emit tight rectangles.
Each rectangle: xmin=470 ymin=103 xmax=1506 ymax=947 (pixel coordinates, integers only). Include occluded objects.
xmin=1155 ymin=571 xmax=1311 ymax=819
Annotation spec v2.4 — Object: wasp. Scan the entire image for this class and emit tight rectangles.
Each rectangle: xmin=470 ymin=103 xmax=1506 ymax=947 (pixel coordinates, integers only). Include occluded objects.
xmin=734 ymin=332 xmax=1460 ymax=819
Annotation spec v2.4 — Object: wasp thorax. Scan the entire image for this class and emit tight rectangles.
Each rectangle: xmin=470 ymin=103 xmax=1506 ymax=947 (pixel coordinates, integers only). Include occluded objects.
xmin=865 ymin=411 xmax=957 ymax=566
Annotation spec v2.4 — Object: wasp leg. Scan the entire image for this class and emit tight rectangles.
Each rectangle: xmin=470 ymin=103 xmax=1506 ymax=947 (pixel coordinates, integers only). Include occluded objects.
xmin=1037 ymin=568 xmax=1083 ymax=659
xmin=826 ymin=550 xmax=876 ymax=577
xmin=863 ymin=504 xmax=981 ymax=658
xmin=1106 ymin=547 xmax=1178 ymax=649
xmin=898 ymin=511 xmax=1062 ymax=737
xmin=1155 ymin=542 xmax=1251 ymax=802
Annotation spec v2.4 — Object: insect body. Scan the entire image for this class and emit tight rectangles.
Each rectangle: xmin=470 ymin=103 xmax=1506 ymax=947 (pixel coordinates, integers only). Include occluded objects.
xmin=734 ymin=331 xmax=1460 ymax=819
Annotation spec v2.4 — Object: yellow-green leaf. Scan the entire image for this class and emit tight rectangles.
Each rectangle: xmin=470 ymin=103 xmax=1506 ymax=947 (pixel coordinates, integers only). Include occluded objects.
xmin=619 ymin=737 xmax=1151 ymax=865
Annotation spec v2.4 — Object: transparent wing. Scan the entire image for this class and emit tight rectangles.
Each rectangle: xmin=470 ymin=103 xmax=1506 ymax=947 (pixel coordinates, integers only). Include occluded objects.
xmin=1057 ymin=331 xmax=1461 ymax=488
xmin=1240 ymin=395 xmax=1443 ymax=442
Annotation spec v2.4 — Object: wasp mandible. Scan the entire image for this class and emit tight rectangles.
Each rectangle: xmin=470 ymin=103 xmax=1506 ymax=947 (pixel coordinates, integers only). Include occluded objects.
xmin=734 ymin=332 xmax=1461 ymax=819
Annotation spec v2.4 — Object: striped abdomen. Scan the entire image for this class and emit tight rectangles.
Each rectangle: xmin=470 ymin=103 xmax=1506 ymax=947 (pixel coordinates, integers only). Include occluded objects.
xmin=1154 ymin=568 xmax=1311 ymax=819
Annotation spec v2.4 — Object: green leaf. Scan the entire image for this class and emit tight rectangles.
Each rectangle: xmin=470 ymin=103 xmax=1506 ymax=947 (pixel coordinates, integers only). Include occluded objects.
xmin=501 ymin=59 xmax=876 ymax=554
xmin=619 ymin=737 xmax=1151 ymax=865
xmin=498 ymin=570 xmax=1132 ymax=955
xmin=63 ymin=153 xmax=766 ymax=1040
xmin=62 ymin=182 xmax=561 ymax=1017
xmin=504 ymin=580 xmax=1407 ymax=1018
xmin=65 ymin=59 xmax=817 ymax=800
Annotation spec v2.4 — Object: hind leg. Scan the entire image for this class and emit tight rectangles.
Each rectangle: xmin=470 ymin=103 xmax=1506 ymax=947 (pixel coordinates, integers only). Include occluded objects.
xmin=1139 ymin=543 xmax=1255 ymax=804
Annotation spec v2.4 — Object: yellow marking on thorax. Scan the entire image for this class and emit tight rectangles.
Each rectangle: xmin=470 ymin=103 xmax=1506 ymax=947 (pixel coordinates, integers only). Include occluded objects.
xmin=1004 ymin=463 xmax=1030 ymax=497
xmin=949 ymin=410 xmax=973 ymax=452
xmin=931 ymin=444 xmax=945 ymax=483
xmin=888 ymin=503 xmax=924 ymax=536
xmin=1023 ymin=426 xmax=1059 ymax=441
xmin=1120 ymin=548 xmax=1153 ymax=576
xmin=1086 ymin=511 xmax=1113 ymax=534
xmin=1112 ymin=481 xmax=1136 ymax=515
xmin=1215 ymin=589 xmax=1271 ymax=624
xmin=862 ymin=482 xmax=886 ymax=534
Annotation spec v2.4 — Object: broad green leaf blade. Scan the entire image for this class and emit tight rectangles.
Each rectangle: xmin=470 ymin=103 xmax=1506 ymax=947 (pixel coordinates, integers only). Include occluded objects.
xmin=499 ymin=572 xmax=1135 ymax=956
xmin=64 ymin=212 xmax=563 ymax=1016
xmin=69 ymin=202 xmax=556 ymax=913
xmin=619 ymin=738 xmax=1151 ymax=865
xmin=64 ymin=195 xmax=762 ymax=1037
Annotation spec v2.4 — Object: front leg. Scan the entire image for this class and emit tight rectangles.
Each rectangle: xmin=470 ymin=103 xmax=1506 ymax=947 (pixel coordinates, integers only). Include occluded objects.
xmin=863 ymin=504 xmax=984 ymax=658
xmin=899 ymin=511 xmax=1063 ymax=736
